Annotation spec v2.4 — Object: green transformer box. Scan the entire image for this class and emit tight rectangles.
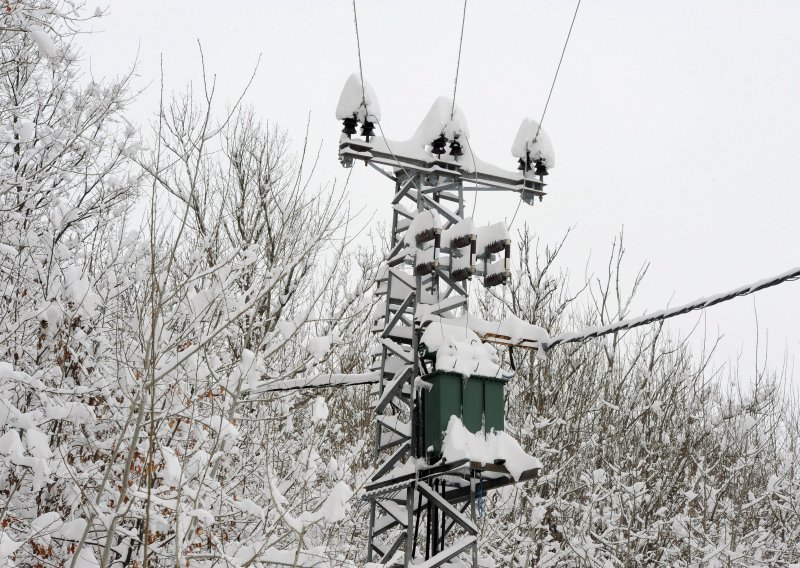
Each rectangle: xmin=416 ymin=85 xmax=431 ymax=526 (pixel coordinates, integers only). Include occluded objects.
xmin=421 ymin=371 xmax=509 ymax=461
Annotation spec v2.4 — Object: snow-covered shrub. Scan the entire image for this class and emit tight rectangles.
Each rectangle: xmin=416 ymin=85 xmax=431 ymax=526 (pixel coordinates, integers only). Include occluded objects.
xmin=473 ymin=230 xmax=800 ymax=566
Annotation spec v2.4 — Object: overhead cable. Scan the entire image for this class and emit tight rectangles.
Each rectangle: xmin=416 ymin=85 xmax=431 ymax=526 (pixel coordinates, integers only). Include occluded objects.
xmin=352 ymin=0 xmax=367 ymax=107
xmin=450 ymin=0 xmax=468 ymax=120
xmin=533 ymin=0 xmax=582 ymax=142
xmin=543 ymin=264 xmax=800 ymax=351
xmin=510 ymin=0 xmax=582 ymax=229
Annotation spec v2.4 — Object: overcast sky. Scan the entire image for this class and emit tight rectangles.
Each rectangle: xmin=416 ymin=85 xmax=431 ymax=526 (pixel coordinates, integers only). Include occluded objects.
xmin=84 ymin=1 xmax=800 ymax=388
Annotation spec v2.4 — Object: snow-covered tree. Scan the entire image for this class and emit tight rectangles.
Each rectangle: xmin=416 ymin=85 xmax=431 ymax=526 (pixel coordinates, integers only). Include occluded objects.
xmin=0 ymin=4 xmax=377 ymax=565
xmin=0 ymin=2 xmax=142 ymax=566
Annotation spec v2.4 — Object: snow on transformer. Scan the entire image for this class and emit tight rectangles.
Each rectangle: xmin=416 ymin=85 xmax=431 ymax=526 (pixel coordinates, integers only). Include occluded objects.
xmin=417 ymin=322 xmax=510 ymax=463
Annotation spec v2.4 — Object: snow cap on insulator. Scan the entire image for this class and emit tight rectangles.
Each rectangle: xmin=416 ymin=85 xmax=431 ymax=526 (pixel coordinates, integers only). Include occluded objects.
xmin=412 ymin=97 xmax=470 ymax=152
xmin=511 ymin=117 xmax=555 ymax=171
xmin=335 ymin=73 xmax=382 ymax=122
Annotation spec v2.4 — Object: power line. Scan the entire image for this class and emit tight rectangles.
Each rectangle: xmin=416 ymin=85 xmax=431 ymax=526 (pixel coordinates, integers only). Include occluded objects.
xmin=349 ymin=0 xmax=419 ymax=195
xmin=450 ymin=0 xmax=468 ymax=120
xmin=543 ymin=264 xmax=800 ymax=352
xmin=510 ymin=0 xmax=582 ymax=229
xmin=259 ymin=263 xmax=800 ymax=390
xmin=352 ymin=0 xmax=367 ymax=107
xmin=533 ymin=0 xmax=582 ymax=142
xmin=268 ymin=266 xmax=800 ymax=390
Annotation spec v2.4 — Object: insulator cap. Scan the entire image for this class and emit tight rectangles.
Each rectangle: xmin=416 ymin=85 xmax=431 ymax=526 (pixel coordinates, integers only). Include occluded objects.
xmin=342 ymin=116 xmax=358 ymax=138
xmin=361 ymin=120 xmax=375 ymax=140
xmin=431 ymin=134 xmax=447 ymax=156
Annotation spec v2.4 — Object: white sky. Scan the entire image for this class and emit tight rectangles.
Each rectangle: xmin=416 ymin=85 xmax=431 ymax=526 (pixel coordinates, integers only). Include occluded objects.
xmin=83 ymin=1 xmax=800 ymax=387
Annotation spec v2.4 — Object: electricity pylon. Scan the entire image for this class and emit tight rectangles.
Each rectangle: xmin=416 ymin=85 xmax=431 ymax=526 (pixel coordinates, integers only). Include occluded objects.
xmin=338 ymin=86 xmax=549 ymax=567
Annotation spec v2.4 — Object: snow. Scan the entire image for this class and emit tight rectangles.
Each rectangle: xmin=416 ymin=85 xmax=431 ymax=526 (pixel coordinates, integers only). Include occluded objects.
xmin=16 ymin=119 xmax=35 ymax=143
xmin=435 ymin=338 xmax=503 ymax=378
xmin=231 ymin=497 xmax=265 ymax=521
xmin=0 ymin=430 xmax=24 ymax=455
xmin=412 ymin=97 xmax=470 ymax=146
xmin=416 ymin=246 xmax=435 ymax=266
xmin=475 ymin=223 xmax=510 ymax=253
xmin=58 ymin=518 xmax=87 ymax=540
xmin=421 ymin=322 xmax=505 ymax=378
xmin=276 ymin=320 xmax=297 ymax=338
xmin=441 ymin=217 xmax=476 ymax=248
xmin=62 ymin=267 xmax=101 ymax=316
xmin=198 ymin=416 xmax=239 ymax=444
xmin=420 ymin=313 xmax=550 ymax=345
xmin=235 ymin=544 xmax=330 ymax=567
xmin=45 ymin=401 xmax=94 ymax=425
xmin=0 ymin=533 xmax=22 ymax=560
xmin=441 ymin=416 xmax=542 ymax=480
xmin=493 ymin=313 xmax=545 ymax=342
xmin=318 ymin=481 xmax=353 ymax=522
xmin=307 ymin=335 xmax=332 ymax=361
xmin=29 ymin=28 xmax=56 ymax=57
xmin=485 ymin=258 xmax=507 ymax=278
xmin=371 ymin=300 xmax=386 ymax=322
xmin=366 ymin=123 xmax=523 ymax=183
xmin=160 ymin=446 xmax=183 ymax=486
xmin=421 ymin=321 xmax=481 ymax=352
xmin=327 ymin=456 xmax=338 ymax=476
xmin=237 ymin=349 xmax=260 ymax=391
xmin=312 ymin=396 xmax=329 ymax=423
xmin=25 ymin=428 xmax=52 ymax=458
xmin=378 ymin=415 xmax=410 ymax=436
xmin=69 ymin=546 xmax=100 ymax=568
xmin=189 ymin=508 xmax=215 ymax=526
xmin=31 ymin=511 xmax=62 ymax=535
xmin=450 ymin=253 xmax=473 ymax=274
xmin=511 ymin=117 xmax=555 ymax=170
xmin=404 ymin=210 xmax=441 ymax=246
xmin=468 ymin=313 xmax=549 ymax=344
xmin=335 ymin=73 xmax=382 ymax=122
xmin=369 ymin=136 xmax=432 ymax=165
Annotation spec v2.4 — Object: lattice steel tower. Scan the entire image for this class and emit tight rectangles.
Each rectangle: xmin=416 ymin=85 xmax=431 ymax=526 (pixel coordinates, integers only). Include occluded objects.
xmin=337 ymin=77 xmax=551 ymax=567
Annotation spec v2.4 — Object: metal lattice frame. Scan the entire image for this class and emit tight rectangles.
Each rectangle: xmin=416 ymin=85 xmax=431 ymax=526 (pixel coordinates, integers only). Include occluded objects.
xmin=340 ymin=134 xmax=544 ymax=567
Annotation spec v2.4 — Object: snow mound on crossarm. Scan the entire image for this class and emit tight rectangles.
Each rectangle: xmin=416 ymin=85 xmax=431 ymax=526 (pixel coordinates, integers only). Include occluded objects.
xmin=442 ymin=416 xmax=541 ymax=480
xmin=465 ymin=313 xmax=550 ymax=344
xmin=412 ymin=97 xmax=470 ymax=147
xmin=511 ymin=117 xmax=555 ymax=170
xmin=335 ymin=73 xmax=382 ymax=122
